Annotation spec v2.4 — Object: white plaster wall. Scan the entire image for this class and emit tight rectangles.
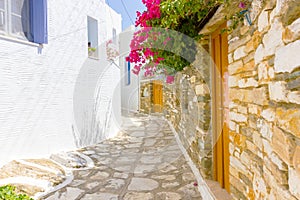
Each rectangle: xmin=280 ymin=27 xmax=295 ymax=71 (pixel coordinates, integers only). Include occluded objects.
xmin=0 ymin=0 xmax=121 ymax=166
xmin=119 ymin=26 xmax=140 ymax=114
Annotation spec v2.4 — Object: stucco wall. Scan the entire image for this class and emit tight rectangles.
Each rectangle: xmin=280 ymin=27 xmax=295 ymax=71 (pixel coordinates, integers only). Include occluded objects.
xmin=119 ymin=26 xmax=140 ymax=114
xmin=0 ymin=0 xmax=122 ymax=166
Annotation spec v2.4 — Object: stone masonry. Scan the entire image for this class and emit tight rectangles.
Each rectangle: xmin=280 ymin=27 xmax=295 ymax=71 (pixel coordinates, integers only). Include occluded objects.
xmin=143 ymin=0 xmax=300 ymax=199
xmin=163 ymin=65 xmax=213 ymax=180
xmin=227 ymin=0 xmax=300 ymax=199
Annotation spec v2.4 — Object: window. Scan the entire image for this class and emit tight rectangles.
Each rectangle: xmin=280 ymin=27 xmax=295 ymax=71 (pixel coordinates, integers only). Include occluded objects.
xmin=125 ymin=60 xmax=130 ymax=85
xmin=112 ymin=28 xmax=116 ymax=45
xmin=0 ymin=0 xmax=5 ymax=32
xmin=0 ymin=0 xmax=48 ymax=44
xmin=87 ymin=16 xmax=98 ymax=58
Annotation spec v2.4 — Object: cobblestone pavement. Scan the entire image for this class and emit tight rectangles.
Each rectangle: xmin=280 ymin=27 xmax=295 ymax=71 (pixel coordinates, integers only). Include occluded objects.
xmin=44 ymin=114 xmax=202 ymax=200
xmin=0 ymin=114 xmax=202 ymax=200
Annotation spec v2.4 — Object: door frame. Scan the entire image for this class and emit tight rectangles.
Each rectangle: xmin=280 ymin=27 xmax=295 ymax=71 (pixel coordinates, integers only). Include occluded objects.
xmin=152 ymin=80 xmax=163 ymax=113
xmin=211 ymin=22 xmax=230 ymax=192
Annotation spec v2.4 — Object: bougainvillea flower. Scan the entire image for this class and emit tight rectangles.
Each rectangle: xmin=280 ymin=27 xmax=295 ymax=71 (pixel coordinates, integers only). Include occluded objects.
xmin=166 ymin=75 xmax=174 ymax=84
xmin=238 ymin=2 xmax=246 ymax=9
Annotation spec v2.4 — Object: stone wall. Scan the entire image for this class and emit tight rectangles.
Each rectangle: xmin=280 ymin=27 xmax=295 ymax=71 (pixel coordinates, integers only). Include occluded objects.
xmin=140 ymin=80 xmax=152 ymax=114
xmin=227 ymin=0 xmax=300 ymax=199
xmin=163 ymin=62 xmax=213 ymax=179
xmin=139 ymin=1 xmax=300 ymax=198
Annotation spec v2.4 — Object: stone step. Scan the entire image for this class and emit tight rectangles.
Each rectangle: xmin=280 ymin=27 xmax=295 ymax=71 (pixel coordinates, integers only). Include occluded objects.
xmin=206 ymin=180 xmax=233 ymax=200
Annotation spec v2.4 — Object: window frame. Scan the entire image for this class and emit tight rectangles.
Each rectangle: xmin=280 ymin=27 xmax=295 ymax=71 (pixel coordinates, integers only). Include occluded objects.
xmin=0 ymin=0 xmax=31 ymax=41
xmin=87 ymin=16 xmax=99 ymax=59
xmin=112 ymin=28 xmax=116 ymax=45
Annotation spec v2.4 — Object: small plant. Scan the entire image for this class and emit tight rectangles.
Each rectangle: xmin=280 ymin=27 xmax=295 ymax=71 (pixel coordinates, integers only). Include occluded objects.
xmin=0 ymin=185 xmax=33 ymax=200
xmin=88 ymin=47 xmax=96 ymax=52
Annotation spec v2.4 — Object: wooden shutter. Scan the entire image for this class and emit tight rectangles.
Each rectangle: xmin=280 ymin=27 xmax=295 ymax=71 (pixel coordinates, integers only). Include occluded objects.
xmin=30 ymin=0 xmax=47 ymax=44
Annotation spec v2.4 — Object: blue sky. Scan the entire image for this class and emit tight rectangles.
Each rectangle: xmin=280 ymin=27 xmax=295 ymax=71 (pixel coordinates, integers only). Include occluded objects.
xmin=106 ymin=0 xmax=146 ymax=30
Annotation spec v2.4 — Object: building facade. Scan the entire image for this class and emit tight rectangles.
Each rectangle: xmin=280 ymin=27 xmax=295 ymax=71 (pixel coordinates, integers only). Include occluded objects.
xmin=0 ymin=0 xmax=122 ymax=166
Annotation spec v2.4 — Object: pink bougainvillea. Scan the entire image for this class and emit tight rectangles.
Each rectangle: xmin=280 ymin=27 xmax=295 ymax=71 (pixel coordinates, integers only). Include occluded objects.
xmin=127 ymin=0 xmax=175 ymax=83
xmin=166 ymin=75 xmax=174 ymax=84
xmin=135 ymin=0 xmax=161 ymax=27
xmin=106 ymin=40 xmax=119 ymax=61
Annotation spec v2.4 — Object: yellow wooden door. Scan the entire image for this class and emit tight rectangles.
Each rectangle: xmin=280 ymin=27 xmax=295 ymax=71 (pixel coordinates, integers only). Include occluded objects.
xmin=152 ymin=80 xmax=163 ymax=113
xmin=211 ymin=23 xmax=230 ymax=192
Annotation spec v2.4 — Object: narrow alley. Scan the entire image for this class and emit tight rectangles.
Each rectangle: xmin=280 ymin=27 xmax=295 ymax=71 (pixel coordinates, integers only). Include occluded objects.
xmin=1 ymin=114 xmax=208 ymax=200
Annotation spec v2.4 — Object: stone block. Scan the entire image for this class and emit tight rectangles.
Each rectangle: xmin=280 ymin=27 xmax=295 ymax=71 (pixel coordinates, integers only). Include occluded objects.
xmin=268 ymin=81 xmax=288 ymax=102
xmin=258 ymin=10 xmax=269 ymax=32
xmin=237 ymin=60 xmax=255 ymax=74
xmin=246 ymin=140 xmax=260 ymax=155
xmin=230 ymin=175 xmax=247 ymax=197
xmin=230 ymin=163 xmax=240 ymax=178
xmin=270 ymin=183 xmax=297 ymax=200
xmin=240 ymin=150 xmax=253 ymax=167
xmin=288 ymin=91 xmax=300 ymax=104
xmin=293 ymin=146 xmax=300 ymax=175
xmin=237 ymin=105 xmax=248 ymax=114
xmin=262 ymin=18 xmax=284 ymax=57
xmin=264 ymin=156 xmax=289 ymax=185
xmin=228 ymin=75 xmax=239 ymax=87
xmin=249 ymin=115 xmax=258 ymax=129
xmin=195 ymin=84 xmax=209 ymax=96
xmin=283 ymin=18 xmax=300 ymax=43
xmin=238 ymin=78 xmax=259 ymax=88
xmin=261 ymin=108 xmax=275 ymax=122
xmin=229 ymin=87 xmax=269 ymax=106
xmin=262 ymin=165 xmax=277 ymax=189
xmin=229 ymin=111 xmax=247 ymax=122
xmin=245 ymin=40 xmax=254 ymax=53
xmin=228 ymin=60 xmax=244 ymax=75
xmin=229 ymin=35 xmax=252 ymax=53
xmin=275 ymin=107 xmax=300 ymax=137
xmin=250 ymin=0 xmax=263 ymax=22
xmin=257 ymin=119 xmax=273 ymax=141
xmin=190 ymin=75 xmax=196 ymax=84
xmin=272 ymin=126 xmax=296 ymax=165
xmin=258 ymin=62 xmax=269 ymax=81
xmin=234 ymin=46 xmax=247 ymax=60
xmin=234 ymin=134 xmax=247 ymax=149
xmin=274 ymin=40 xmax=300 ymax=73
xmin=269 ymin=152 xmax=288 ymax=171
xmin=229 ymin=121 xmax=237 ymax=131
xmin=253 ymin=174 xmax=269 ymax=198
xmin=228 ymin=53 xmax=233 ymax=64
xmin=254 ymin=44 xmax=266 ymax=65
xmin=249 ymin=129 xmax=261 ymax=147
xmin=248 ymin=104 xmax=259 ymax=115
xmin=243 ymin=51 xmax=255 ymax=64
xmin=240 ymin=26 xmax=250 ymax=35
xmin=268 ymin=67 xmax=275 ymax=79
xmin=252 ymin=31 xmax=263 ymax=49
xmin=262 ymin=139 xmax=273 ymax=155
xmin=288 ymin=167 xmax=300 ymax=199
xmin=287 ymin=77 xmax=300 ymax=90
xmin=230 ymin=155 xmax=248 ymax=172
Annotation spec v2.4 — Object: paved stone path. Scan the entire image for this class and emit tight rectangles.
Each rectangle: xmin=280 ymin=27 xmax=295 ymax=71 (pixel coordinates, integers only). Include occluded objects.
xmin=43 ymin=114 xmax=202 ymax=200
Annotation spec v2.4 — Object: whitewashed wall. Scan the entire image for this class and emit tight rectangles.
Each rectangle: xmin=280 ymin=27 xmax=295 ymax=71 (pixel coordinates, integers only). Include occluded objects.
xmin=0 ymin=0 xmax=121 ymax=166
xmin=119 ymin=26 xmax=140 ymax=114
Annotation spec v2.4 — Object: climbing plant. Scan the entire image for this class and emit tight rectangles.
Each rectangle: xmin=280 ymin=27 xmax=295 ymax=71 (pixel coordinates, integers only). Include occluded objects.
xmin=127 ymin=0 xmax=252 ymax=82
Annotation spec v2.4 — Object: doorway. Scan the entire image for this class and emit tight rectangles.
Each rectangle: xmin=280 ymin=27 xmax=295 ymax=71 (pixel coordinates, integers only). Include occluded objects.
xmin=211 ymin=23 xmax=230 ymax=192
xmin=152 ymin=80 xmax=163 ymax=113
